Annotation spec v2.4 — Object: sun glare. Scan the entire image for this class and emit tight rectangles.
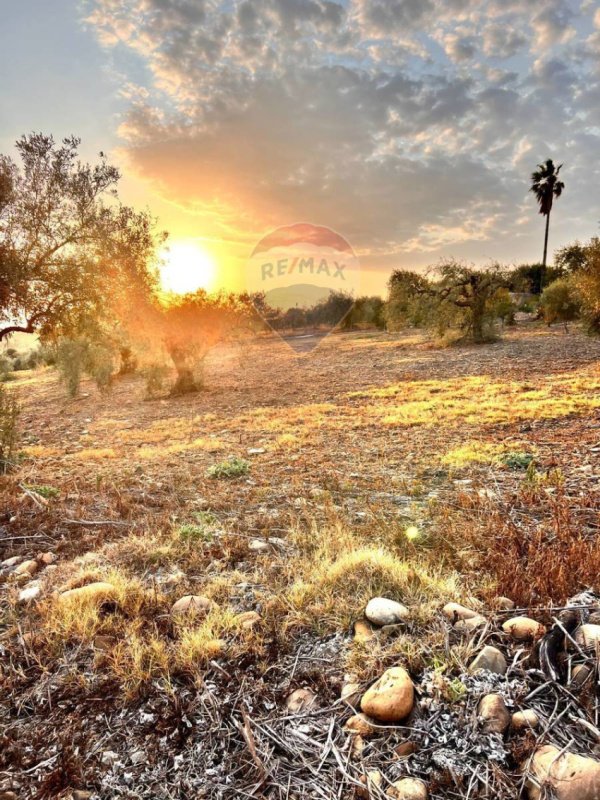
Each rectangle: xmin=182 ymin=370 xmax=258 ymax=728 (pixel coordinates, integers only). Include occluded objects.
xmin=160 ymin=241 xmax=217 ymax=294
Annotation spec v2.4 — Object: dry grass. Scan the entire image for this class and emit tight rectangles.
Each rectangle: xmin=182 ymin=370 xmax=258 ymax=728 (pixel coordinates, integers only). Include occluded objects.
xmin=1 ymin=324 xmax=599 ymax=789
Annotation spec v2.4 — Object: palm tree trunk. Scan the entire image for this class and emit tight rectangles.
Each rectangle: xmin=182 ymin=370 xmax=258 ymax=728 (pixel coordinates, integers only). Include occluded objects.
xmin=542 ymin=211 xmax=551 ymax=272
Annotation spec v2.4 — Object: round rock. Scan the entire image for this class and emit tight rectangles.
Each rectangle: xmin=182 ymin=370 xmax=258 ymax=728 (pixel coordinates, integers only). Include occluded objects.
xmin=526 ymin=745 xmax=600 ymax=800
xmin=387 ymin=777 xmax=428 ymax=800
xmin=171 ymin=595 xmax=213 ymax=616
xmin=365 ymin=597 xmax=410 ymax=626
xmin=360 ymin=666 xmax=414 ymax=723
xmin=512 ymin=709 xmax=539 ymax=731
xmin=469 ymin=645 xmax=507 ymax=675
xmin=502 ymin=616 xmax=545 ymax=641
xmin=478 ymin=694 xmax=510 ymax=734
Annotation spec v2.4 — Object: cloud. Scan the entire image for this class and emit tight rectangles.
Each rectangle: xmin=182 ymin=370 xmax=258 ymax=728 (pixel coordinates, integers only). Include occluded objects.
xmin=83 ymin=0 xmax=600 ymax=273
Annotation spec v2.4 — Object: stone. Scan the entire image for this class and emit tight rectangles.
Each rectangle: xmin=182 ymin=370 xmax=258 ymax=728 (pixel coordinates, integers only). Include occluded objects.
xmin=14 ymin=559 xmax=38 ymax=577
xmin=575 ymin=624 xmax=600 ymax=649
xmin=526 ymin=745 xmax=600 ymax=800
xmin=60 ymin=582 xmax=116 ymax=604
xmin=478 ymin=694 xmax=510 ymax=734
xmin=101 ymin=750 xmax=119 ymax=766
xmin=469 ymin=645 xmax=507 ymax=675
xmin=496 ymin=596 xmax=515 ymax=610
xmin=502 ymin=616 xmax=545 ymax=641
xmin=395 ymin=741 xmax=418 ymax=758
xmin=171 ymin=595 xmax=213 ymax=616
xmin=249 ymin=539 xmax=270 ymax=552
xmin=357 ymin=770 xmax=383 ymax=798
xmin=71 ymin=792 xmax=92 ymax=800
xmin=365 ymin=597 xmax=410 ymax=626
xmin=588 ymin=611 xmax=600 ymax=625
xmin=286 ymin=687 xmax=317 ymax=713
xmin=442 ymin=602 xmax=481 ymax=622
xmin=18 ymin=584 xmax=41 ymax=604
xmin=572 ymin=664 xmax=593 ymax=688
xmin=512 ymin=710 xmax=539 ymax=731
xmin=235 ymin=611 xmax=261 ymax=629
xmin=454 ymin=614 xmax=487 ymax=632
xmin=0 ymin=793 xmax=19 ymax=800
xmin=93 ymin=635 xmax=116 ymax=652
xmin=387 ymin=777 xmax=428 ymax=800
xmin=360 ymin=667 xmax=414 ymax=723
xmin=354 ymin=619 xmax=377 ymax=642
xmin=341 ymin=681 xmax=362 ymax=709
xmin=38 ymin=552 xmax=57 ymax=565
xmin=130 ymin=749 xmax=145 ymax=765
xmin=1 ymin=556 xmax=21 ymax=568
xmin=344 ymin=713 xmax=377 ymax=736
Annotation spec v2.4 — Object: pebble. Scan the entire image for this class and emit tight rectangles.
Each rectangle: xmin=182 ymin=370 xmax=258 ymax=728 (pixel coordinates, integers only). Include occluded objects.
xmin=387 ymin=777 xmax=428 ymax=799
xmin=469 ymin=645 xmax=507 ymax=675
xmin=454 ymin=614 xmax=487 ymax=632
xmin=18 ymin=583 xmax=42 ymax=604
xmin=171 ymin=595 xmax=213 ymax=616
xmin=365 ymin=597 xmax=410 ymax=626
xmin=496 ymin=596 xmax=515 ymax=610
xmin=235 ymin=611 xmax=261 ymax=629
xmin=1 ymin=556 xmax=21 ymax=568
xmin=286 ymin=688 xmax=317 ymax=713
xmin=101 ymin=750 xmax=119 ymax=766
xmin=512 ymin=710 xmax=539 ymax=731
xmin=14 ymin=560 xmax=38 ymax=577
xmin=344 ymin=713 xmax=377 ymax=736
xmin=442 ymin=602 xmax=481 ymax=622
xmin=341 ymin=680 xmax=362 ymax=709
xmin=575 ymin=624 xmax=600 ymax=649
xmin=361 ymin=667 xmax=414 ymax=723
xmin=502 ymin=616 xmax=545 ymax=641
xmin=38 ymin=552 xmax=57 ymax=565
xmin=526 ymin=745 xmax=600 ymax=800
xmin=478 ymin=694 xmax=510 ymax=734
xmin=353 ymin=620 xmax=377 ymax=642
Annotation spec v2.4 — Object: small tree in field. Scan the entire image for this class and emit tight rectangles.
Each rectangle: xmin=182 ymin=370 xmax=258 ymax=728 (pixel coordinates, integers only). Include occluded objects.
xmin=154 ymin=291 xmax=253 ymax=395
xmin=572 ymin=238 xmax=600 ymax=334
xmin=0 ymin=133 xmax=163 ymax=344
xmin=540 ymin=279 xmax=580 ymax=330
xmin=386 ymin=263 xmax=508 ymax=343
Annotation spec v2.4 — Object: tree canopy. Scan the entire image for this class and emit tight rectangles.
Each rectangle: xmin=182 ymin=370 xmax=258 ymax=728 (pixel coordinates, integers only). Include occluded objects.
xmin=0 ymin=133 xmax=164 ymax=342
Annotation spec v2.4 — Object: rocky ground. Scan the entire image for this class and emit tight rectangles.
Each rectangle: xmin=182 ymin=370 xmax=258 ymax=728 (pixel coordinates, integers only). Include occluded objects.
xmin=1 ymin=324 xmax=600 ymax=798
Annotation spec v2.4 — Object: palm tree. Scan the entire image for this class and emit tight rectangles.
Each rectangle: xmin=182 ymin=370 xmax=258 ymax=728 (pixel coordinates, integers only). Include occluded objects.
xmin=530 ymin=159 xmax=565 ymax=276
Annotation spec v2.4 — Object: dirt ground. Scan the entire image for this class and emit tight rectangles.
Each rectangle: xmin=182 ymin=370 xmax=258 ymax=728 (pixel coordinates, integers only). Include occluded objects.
xmin=1 ymin=323 xmax=600 ymax=799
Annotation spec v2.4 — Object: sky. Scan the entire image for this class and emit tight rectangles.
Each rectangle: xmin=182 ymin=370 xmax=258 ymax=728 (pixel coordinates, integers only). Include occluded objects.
xmin=1 ymin=0 xmax=600 ymax=294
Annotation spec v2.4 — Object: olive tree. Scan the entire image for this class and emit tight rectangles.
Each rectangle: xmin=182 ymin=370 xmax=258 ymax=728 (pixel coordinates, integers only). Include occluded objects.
xmin=0 ymin=133 xmax=163 ymax=344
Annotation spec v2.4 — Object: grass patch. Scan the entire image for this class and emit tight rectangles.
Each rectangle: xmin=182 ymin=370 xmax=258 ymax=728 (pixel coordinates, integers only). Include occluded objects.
xmin=207 ymin=457 xmax=250 ymax=479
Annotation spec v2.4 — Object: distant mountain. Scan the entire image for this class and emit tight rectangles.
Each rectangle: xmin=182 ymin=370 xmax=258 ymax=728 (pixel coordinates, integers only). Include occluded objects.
xmin=264 ymin=284 xmax=330 ymax=311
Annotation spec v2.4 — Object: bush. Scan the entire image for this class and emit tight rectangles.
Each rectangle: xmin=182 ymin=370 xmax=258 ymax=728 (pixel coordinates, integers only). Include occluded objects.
xmin=55 ymin=339 xmax=88 ymax=397
xmin=55 ymin=337 xmax=117 ymax=397
xmin=0 ymin=383 xmax=19 ymax=473
xmin=572 ymin=238 xmax=600 ymax=334
xmin=143 ymin=363 xmax=170 ymax=399
xmin=540 ymin=278 xmax=580 ymax=329
xmin=207 ymin=457 xmax=250 ymax=479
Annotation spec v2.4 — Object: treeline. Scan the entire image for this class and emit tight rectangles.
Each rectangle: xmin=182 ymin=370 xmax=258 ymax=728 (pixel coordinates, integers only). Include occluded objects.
xmin=385 ymin=239 xmax=600 ymax=344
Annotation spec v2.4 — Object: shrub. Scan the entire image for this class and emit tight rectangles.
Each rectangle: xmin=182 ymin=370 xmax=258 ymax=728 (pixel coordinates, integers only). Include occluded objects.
xmin=143 ymin=363 xmax=170 ymax=399
xmin=0 ymin=383 xmax=19 ymax=473
xmin=572 ymin=238 xmax=600 ymax=334
xmin=540 ymin=278 xmax=580 ymax=329
xmin=207 ymin=457 xmax=250 ymax=479
xmin=55 ymin=338 xmax=88 ymax=397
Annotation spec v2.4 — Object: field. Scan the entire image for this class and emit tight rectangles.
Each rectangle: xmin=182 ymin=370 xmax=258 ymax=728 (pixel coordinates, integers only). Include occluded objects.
xmin=2 ymin=323 xmax=600 ymax=799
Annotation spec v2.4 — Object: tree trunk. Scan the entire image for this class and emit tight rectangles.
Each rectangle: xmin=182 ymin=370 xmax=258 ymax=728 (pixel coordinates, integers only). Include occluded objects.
xmin=167 ymin=345 xmax=199 ymax=395
xmin=542 ymin=211 xmax=551 ymax=274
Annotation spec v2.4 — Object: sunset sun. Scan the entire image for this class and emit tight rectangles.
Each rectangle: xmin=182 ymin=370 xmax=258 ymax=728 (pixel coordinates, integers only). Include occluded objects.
xmin=159 ymin=241 xmax=217 ymax=294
